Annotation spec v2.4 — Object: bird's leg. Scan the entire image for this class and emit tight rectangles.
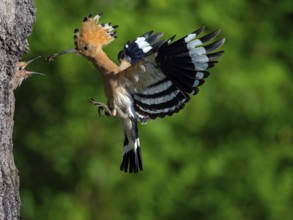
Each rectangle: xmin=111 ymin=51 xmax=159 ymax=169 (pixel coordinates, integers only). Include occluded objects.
xmin=89 ymin=97 xmax=112 ymax=116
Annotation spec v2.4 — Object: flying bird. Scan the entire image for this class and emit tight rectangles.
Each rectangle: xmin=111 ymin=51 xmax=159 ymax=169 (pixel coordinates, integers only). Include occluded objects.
xmin=12 ymin=56 xmax=43 ymax=90
xmin=47 ymin=13 xmax=225 ymax=173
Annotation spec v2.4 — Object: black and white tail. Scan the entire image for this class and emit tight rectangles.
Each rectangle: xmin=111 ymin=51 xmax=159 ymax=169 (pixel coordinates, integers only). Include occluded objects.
xmin=120 ymin=118 xmax=143 ymax=173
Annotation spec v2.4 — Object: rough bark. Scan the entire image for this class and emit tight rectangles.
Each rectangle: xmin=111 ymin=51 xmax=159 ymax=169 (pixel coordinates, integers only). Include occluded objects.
xmin=0 ymin=0 xmax=35 ymax=219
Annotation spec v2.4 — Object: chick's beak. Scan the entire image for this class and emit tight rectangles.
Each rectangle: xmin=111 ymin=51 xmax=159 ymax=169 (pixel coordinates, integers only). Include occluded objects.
xmin=23 ymin=56 xmax=44 ymax=76
xmin=25 ymin=55 xmax=42 ymax=67
xmin=25 ymin=71 xmax=45 ymax=77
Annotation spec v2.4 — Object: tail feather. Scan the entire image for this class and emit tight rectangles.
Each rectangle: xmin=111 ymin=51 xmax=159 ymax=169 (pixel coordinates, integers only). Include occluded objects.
xmin=120 ymin=141 xmax=143 ymax=173
xmin=120 ymin=119 xmax=143 ymax=173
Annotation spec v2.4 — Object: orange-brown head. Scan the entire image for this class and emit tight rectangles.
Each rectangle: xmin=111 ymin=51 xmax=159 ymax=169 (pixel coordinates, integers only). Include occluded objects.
xmin=12 ymin=56 xmax=43 ymax=90
xmin=47 ymin=13 xmax=118 ymax=61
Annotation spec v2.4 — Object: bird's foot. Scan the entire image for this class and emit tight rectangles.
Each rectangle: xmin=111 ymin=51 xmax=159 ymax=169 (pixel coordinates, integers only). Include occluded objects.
xmin=89 ymin=97 xmax=112 ymax=116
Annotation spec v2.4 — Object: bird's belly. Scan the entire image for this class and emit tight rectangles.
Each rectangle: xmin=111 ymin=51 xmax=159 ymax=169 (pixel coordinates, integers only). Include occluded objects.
xmin=113 ymin=91 xmax=135 ymax=119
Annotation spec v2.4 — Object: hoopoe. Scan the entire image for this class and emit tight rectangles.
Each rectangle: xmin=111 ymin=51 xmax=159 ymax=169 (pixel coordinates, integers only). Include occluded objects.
xmin=47 ymin=13 xmax=225 ymax=173
xmin=12 ymin=56 xmax=43 ymax=90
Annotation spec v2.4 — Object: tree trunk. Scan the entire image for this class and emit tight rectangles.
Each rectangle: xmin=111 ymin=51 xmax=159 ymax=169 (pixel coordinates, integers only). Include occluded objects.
xmin=0 ymin=0 xmax=35 ymax=219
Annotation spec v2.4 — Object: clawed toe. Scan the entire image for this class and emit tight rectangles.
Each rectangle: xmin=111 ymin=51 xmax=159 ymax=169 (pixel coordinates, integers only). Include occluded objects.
xmin=89 ymin=97 xmax=112 ymax=116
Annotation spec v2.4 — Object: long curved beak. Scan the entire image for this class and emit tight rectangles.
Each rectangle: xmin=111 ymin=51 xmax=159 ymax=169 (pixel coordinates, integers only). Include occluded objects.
xmin=23 ymin=56 xmax=44 ymax=77
xmin=26 ymin=71 xmax=45 ymax=76
xmin=25 ymin=56 xmax=42 ymax=67
xmin=46 ymin=48 xmax=77 ymax=62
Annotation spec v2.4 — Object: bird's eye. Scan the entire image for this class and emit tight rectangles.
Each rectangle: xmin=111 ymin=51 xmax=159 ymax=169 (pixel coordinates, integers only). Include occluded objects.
xmin=18 ymin=67 xmax=22 ymax=71
xmin=84 ymin=46 xmax=88 ymax=50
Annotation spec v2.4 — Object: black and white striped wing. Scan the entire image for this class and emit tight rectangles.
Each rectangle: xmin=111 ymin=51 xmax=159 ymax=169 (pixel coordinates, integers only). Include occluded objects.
xmin=120 ymin=26 xmax=225 ymax=121
xmin=155 ymin=26 xmax=225 ymax=95
xmin=119 ymin=54 xmax=190 ymax=120
xmin=118 ymin=31 xmax=164 ymax=67
xmin=133 ymin=77 xmax=190 ymax=120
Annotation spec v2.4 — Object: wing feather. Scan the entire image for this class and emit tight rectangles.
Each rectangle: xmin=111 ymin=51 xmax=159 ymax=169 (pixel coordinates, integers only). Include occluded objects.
xmin=118 ymin=31 xmax=165 ymax=70
xmin=118 ymin=27 xmax=225 ymax=121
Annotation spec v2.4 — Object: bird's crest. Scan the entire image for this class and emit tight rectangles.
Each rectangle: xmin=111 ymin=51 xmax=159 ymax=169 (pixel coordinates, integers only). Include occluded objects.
xmin=74 ymin=13 xmax=118 ymax=48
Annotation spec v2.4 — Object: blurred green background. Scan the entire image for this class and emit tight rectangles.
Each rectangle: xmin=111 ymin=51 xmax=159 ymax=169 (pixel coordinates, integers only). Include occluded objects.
xmin=14 ymin=0 xmax=292 ymax=219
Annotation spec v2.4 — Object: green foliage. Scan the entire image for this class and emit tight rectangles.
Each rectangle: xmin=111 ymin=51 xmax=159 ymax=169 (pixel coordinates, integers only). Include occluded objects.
xmin=14 ymin=0 xmax=292 ymax=219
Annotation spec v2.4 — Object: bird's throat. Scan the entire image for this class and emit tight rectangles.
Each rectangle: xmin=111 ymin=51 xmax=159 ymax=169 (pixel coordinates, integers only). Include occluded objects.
xmin=90 ymin=49 xmax=119 ymax=76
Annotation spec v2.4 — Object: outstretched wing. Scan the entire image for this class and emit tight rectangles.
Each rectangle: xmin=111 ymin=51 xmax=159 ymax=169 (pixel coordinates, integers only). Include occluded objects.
xmin=119 ymin=26 xmax=225 ymax=120
xmin=118 ymin=31 xmax=165 ymax=70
